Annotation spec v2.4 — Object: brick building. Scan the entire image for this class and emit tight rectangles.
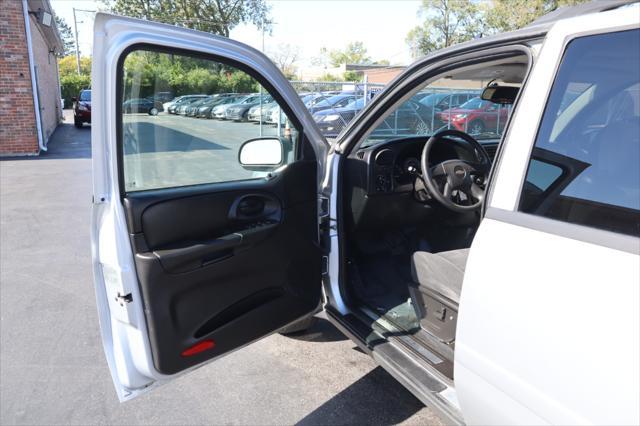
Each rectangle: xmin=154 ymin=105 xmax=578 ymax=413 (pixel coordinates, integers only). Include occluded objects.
xmin=0 ymin=0 xmax=63 ymax=156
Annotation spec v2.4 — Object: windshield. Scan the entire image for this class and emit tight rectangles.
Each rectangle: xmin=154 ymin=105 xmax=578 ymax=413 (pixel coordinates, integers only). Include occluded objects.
xmin=314 ymin=95 xmax=348 ymax=108
xmin=80 ymin=90 xmax=91 ymax=101
xmin=344 ymin=98 xmax=366 ymax=109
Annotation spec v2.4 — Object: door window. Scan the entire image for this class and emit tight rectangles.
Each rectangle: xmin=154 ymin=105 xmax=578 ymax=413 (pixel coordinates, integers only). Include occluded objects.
xmin=120 ymin=48 xmax=299 ymax=192
xmin=519 ymin=29 xmax=639 ymax=236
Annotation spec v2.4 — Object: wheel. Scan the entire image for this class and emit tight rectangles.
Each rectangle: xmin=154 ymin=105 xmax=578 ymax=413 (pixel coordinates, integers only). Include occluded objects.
xmin=279 ymin=315 xmax=318 ymax=336
xmin=468 ymin=120 xmax=485 ymax=135
xmin=148 ymin=107 xmax=159 ymax=116
xmin=74 ymin=116 xmax=82 ymax=128
xmin=412 ymin=120 xmax=431 ymax=135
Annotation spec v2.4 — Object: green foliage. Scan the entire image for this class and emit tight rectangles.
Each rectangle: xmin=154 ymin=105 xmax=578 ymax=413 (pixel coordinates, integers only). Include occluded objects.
xmin=317 ymin=73 xmax=342 ymax=82
xmin=54 ymin=16 xmax=75 ymax=56
xmin=485 ymin=0 xmax=590 ymax=33
xmin=407 ymin=0 xmax=591 ymax=58
xmin=58 ymin=55 xmax=92 ymax=76
xmin=328 ymin=41 xmax=372 ymax=66
xmin=60 ymin=73 xmax=91 ymax=108
xmin=406 ymin=0 xmax=482 ymax=58
xmin=121 ymin=51 xmax=259 ymax=99
xmin=104 ymin=0 xmax=271 ymax=38
xmin=343 ymin=70 xmax=361 ymax=82
xmin=58 ymin=56 xmax=92 ymax=107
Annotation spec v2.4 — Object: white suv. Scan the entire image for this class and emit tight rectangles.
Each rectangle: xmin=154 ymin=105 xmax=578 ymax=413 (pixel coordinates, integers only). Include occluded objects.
xmin=90 ymin=2 xmax=639 ymax=424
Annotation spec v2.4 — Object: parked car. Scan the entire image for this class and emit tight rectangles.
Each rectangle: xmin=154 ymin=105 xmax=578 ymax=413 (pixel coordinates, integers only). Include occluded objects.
xmin=122 ymin=98 xmax=163 ymax=115
xmin=72 ymin=89 xmax=91 ymax=128
xmin=437 ymin=96 xmax=511 ymax=135
xmin=313 ymin=97 xmax=366 ymax=136
xmin=225 ymin=95 xmax=272 ymax=121
xmin=247 ymin=99 xmax=276 ymax=122
xmin=195 ymin=95 xmax=235 ymax=118
xmin=211 ymin=94 xmax=258 ymax=119
xmin=148 ymin=91 xmax=174 ymax=103
xmin=413 ymin=92 xmax=478 ymax=132
xmin=167 ymin=95 xmax=208 ymax=114
xmin=306 ymin=93 xmax=358 ymax=115
xmin=91 ymin=4 xmax=639 ymax=425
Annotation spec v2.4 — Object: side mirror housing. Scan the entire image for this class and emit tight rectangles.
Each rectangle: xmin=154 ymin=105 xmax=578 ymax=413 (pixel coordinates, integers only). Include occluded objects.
xmin=71 ymin=97 xmax=77 ymax=102
xmin=238 ymin=137 xmax=284 ymax=172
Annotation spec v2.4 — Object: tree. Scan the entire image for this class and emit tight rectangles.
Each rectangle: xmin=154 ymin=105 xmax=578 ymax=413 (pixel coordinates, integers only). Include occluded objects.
xmin=55 ymin=15 xmax=76 ymax=56
xmin=268 ymin=43 xmax=300 ymax=79
xmin=485 ymin=0 xmax=590 ymax=33
xmin=406 ymin=0 xmax=482 ymax=58
xmin=58 ymin=55 xmax=91 ymax=76
xmin=328 ymin=41 xmax=372 ymax=66
xmin=104 ymin=0 xmax=271 ymax=38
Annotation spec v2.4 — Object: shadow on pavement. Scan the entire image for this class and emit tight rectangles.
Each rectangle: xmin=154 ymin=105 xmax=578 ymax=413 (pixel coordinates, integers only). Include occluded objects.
xmin=284 ymin=317 xmax=349 ymax=343
xmin=295 ymin=366 xmax=424 ymax=425
xmin=123 ymin=122 xmax=228 ymax=153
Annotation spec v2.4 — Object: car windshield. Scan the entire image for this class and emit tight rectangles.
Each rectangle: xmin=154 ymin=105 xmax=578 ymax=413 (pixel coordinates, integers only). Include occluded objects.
xmin=80 ymin=90 xmax=91 ymax=101
xmin=344 ymin=98 xmax=366 ymax=109
xmin=314 ymin=95 xmax=348 ymax=108
xmin=458 ymin=97 xmax=488 ymax=110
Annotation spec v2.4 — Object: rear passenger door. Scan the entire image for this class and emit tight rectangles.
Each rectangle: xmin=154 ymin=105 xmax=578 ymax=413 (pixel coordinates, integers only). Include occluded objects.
xmin=456 ymin=8 xmax=639 ymax=425
xmin=91 ymin=14 xmax=327 ymax=401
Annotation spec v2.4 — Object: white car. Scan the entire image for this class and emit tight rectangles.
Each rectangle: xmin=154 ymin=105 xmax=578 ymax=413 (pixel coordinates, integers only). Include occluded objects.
xmin=90 ymin=2 xmax=639 ymax=425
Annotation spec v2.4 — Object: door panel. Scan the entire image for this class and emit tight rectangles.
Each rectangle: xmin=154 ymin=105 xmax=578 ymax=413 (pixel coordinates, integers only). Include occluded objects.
xmin=91 ymin=13 xmax=327 ymax=400
xmin=126 ymin=162 xmax=320 ymax=375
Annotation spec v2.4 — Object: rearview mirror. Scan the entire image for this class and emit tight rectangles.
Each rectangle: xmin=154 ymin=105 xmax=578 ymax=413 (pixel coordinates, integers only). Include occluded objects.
xmin=238 ymin=138 xmax=283 ymax=171
xmin=481 ymin=85 xmax=519 ymax=105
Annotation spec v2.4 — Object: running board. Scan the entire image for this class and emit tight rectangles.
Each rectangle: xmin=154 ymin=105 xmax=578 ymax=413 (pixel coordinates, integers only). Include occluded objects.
xmin=325 ymin=307 xmax=465 ymax=425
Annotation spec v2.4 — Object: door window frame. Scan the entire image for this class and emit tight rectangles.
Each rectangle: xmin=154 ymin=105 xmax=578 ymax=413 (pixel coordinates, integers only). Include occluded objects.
xmin=115 ymin=43 xmax=308 ymax=198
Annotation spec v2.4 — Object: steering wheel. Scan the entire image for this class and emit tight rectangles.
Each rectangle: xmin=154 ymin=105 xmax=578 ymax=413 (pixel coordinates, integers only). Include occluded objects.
xmin=420 ymin=129 xmax=491 ymax=212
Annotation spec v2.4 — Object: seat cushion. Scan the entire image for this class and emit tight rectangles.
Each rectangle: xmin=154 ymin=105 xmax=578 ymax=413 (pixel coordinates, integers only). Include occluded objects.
xmin=411 ymin=249 xmax=470 ymax=304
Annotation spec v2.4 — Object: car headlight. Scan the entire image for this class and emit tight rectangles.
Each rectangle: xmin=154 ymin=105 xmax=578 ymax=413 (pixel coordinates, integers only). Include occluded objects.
xmin=453 ymin=114 xmax=467 ymax=119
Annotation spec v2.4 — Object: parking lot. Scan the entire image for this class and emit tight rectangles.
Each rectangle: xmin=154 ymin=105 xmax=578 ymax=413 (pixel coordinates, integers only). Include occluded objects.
xmin=0 ymin=111 xmax=443 ymax=425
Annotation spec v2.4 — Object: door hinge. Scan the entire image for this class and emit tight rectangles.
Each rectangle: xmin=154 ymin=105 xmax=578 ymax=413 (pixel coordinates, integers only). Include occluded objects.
xmin=115 ymin=292 xmax=133 ymax=306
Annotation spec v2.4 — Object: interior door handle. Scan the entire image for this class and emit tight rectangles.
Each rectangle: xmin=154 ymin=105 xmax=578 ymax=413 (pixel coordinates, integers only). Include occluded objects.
xmin=154 ymin=233 xmax=243 ymax=273
xmin=237 ymin=198 xmax=265 ymax=216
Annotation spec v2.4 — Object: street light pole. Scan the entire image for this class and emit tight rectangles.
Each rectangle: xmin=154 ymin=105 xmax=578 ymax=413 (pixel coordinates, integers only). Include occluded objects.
xmin=72 ymin=7 xmax=80 ymax=74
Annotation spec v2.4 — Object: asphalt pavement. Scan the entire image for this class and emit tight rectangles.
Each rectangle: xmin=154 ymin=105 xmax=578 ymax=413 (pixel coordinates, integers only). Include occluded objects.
xmin=0 ymin=111 xmax=443 ymax=425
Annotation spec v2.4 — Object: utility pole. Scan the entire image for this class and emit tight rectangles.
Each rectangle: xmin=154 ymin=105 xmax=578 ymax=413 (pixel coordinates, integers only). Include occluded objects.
xmin=72 ymin=7 xmax=80 ymax=74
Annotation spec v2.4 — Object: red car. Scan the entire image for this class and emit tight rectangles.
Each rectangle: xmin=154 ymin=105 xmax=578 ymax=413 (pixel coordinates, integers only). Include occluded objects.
xmin=437 ymin=97 xmax=511 ymax=135
xmin=72 ymin=89 xmax=91 ymax=128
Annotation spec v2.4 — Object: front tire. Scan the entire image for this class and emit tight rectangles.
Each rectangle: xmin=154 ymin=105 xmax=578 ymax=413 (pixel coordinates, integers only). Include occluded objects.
xmin=468 ymin=120 xmax=485 ymax=135
xmin=74 ymin=116 xmax=82 ymax=128
xmin=148 ymin=107 xmax=159 ymax=116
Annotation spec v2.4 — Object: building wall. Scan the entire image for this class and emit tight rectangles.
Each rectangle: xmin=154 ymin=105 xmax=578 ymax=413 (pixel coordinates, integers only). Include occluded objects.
xmin=0 ymin=1 xmax=39 ymax=155
xmin=29 ymin=14 xmax=62 ymax=144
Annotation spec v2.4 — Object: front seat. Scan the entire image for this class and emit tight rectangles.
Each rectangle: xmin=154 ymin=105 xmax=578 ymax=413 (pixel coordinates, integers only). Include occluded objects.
xmin=411 ymin=248 xmax=469 ymax=304
xmin=409 ymin=248 xmax=469 ymax=344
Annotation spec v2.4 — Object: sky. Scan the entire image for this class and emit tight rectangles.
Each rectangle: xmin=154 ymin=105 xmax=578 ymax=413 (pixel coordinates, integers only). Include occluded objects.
xmin=51 ymin=0 xmax=422 ymax=66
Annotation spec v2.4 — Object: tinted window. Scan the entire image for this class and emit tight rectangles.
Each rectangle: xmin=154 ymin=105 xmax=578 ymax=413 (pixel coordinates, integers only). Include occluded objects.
xmin=519 ymin=30 xmax=640 ymax=236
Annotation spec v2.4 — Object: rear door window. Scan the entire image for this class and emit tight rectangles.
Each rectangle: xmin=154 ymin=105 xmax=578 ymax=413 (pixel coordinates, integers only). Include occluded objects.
xmin=519 ymin=29 xmax=640 ymax=236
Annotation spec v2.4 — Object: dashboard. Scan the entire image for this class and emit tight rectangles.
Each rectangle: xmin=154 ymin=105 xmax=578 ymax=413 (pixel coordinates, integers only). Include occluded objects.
xmin=353 ymin=137 xmax=498 ymax=195
xmin=343 ymin=136 xmax=498 ymax=231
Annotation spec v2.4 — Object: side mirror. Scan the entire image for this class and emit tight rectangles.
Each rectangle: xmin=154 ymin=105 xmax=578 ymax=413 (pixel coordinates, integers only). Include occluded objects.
xmin=238 ymin=137 xmax=283 ymax=171
xmin=71 ymin=97 xmax=77 ymax=102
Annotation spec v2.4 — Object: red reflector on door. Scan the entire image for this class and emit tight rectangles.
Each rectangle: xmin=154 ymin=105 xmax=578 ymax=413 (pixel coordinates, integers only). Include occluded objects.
xmin=181 ymin=339 xmax=215 ymax=357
